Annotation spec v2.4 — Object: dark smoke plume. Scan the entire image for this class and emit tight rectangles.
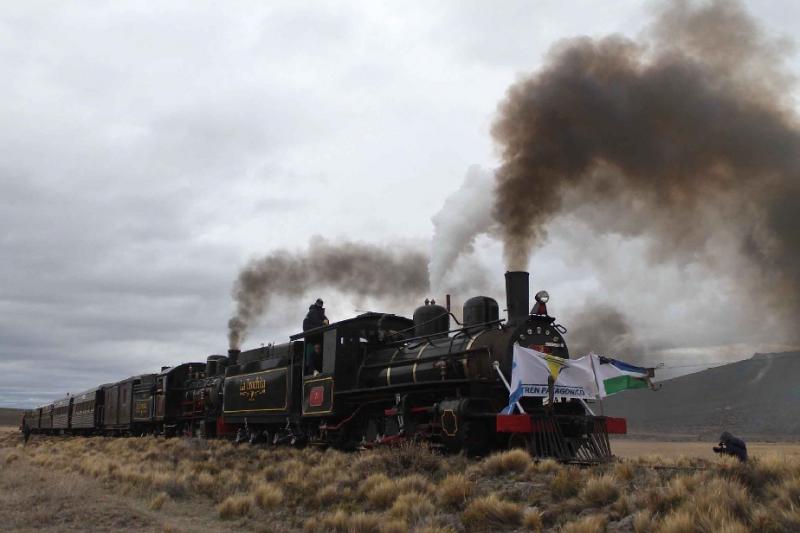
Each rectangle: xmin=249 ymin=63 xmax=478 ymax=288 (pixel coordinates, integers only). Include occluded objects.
xmin=567 ymin=302 xmax=645 ymax=361
xmin=228 ymin=237 xmax=429 ymax=348
xmin=491 ymin=0 xmax=800 ymax=329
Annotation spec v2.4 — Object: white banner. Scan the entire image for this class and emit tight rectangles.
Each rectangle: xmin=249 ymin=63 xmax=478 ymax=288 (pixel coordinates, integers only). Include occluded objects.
xmin=504 ymin=345 xmax=598 ymax=411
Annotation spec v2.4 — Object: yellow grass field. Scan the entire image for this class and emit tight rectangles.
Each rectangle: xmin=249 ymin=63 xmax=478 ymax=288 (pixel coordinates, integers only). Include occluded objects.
xmin=611 ymin=437 xmax=800 ymax=461
xmin=2 ymin=428 xmax=799 ymax=532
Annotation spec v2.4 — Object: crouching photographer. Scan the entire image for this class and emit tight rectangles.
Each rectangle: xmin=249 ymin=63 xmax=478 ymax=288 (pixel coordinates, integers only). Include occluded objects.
xmin=713 ymin=431 xmax=748 ymax=462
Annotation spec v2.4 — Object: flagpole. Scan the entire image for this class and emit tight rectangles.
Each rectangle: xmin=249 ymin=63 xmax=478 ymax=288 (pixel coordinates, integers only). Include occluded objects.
xmin=493 ymin=361 xmax=525 ymax=414
xmin=588 ymin=352 xmax=605 ymax=416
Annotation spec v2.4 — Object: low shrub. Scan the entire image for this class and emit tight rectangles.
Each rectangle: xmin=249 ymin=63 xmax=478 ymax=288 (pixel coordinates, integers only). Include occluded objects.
xmin=253 ymin=482 xmax=283 ymax=509
xmin=522 ymin=507 xmax=543 ymax=531
xmin=388 ymin=491 xmax=435 ymax=525
xmin=482 ymin=449 xmax=532 ymax=476
xmin=436 ymin=473 xmax=474 ymax=509
xmin=579 ymin=474 xmax=619 ymax=507
xmin=462 ymin=494 xmax=523 ymax=530
xmin=217 ymin=494 xmax=253 ymax=519
xmin=550 ymin=469 xmax=581 ymax=498
xmin=560 ymin=514 xmax=607 ymax=533
xmin=149 ymin=491 xmax=170 ymax=510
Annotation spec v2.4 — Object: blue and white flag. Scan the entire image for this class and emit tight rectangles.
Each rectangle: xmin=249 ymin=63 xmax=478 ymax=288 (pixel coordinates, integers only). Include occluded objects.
xmin=503 ymin=345 xmax=598 ymax=413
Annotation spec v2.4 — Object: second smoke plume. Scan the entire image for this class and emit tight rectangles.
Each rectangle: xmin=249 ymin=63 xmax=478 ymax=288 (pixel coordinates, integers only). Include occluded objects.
xmin=228 ymin=237 xmax=429 ymax=348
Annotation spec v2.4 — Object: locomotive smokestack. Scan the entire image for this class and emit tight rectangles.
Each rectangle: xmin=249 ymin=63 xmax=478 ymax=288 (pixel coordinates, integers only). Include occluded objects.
xmin=505 ymin=271 xmax=530 ymax=327
xmin=228 ymin=348 xmax=240 ymax=366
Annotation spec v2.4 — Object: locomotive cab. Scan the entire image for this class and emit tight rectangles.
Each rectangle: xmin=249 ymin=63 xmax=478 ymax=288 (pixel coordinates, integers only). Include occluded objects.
xmin=289 ymin=313 xmax=416 ymax=417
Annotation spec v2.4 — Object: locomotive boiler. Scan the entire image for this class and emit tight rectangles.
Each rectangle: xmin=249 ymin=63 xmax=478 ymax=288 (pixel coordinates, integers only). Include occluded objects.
xmin=219 ymin=271 xmax=623 ymax=461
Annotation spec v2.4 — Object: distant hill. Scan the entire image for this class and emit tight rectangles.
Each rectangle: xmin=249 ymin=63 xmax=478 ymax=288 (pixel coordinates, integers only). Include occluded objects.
xmin=603 ymin=351 xmax=800 ymax=440
xmin=0 ymin=408 xmax=23 ymax=427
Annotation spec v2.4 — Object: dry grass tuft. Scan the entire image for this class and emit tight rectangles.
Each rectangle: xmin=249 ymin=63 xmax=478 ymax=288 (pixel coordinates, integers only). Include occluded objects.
xmin=613 ymin=461 xmax=635 ymax=482
xmin=657 ymin=510 xmax=696 ymax=533
xmin=550 ymin=468 xmax=581 ymax=498
xmin=632 ymin=510 xmax=654 ymax=533
xmin=579 ymin=474 xmax=619 ymax=507
xmin=359 ymin=472 xmax=390 ymax=491
xmin=217 ymin=493 xmax=253 ymax=519
xmin=193 ymin=471 xmax=217 ymax=496
xmin=522 ymin=507 xmax=543 ymax=531
xmin=689 ymin=477 xmax=750 ymax=523
xmin=388 ymin=491 xmax=435 ymax=525
xmin=396 ymin=473 xmax=433 ymax=494
xmin=611 ymin=492 xmax=632 ymax=517
xmin=752 ymin=504 xmax=800 ymax=533
xmin=305 ymin=509 xmax=349 ymax=532
xmin=462 ymin=494 xmax=523 ymax=530
xmin=346 ymin=512 xmax=383 ymax=533
xmin=5 ymin=452 xmax=19 ymax=464
xmin=364 ymin=477 xmax=397 ymax=509
xmin=353 ymin=442 xmax=442 ymax=478
xmin=253 ymin=482 xmax=283 ymax=509
xmin=389 ymin=492 xmax=436 ymax=524
xmin=561 ymin=514 xmax=607 ymax=533
xmin=528 ymin=458 xmax=562 ymax=474
xmin=482 ymin=448 xmax=532 ymax=475
xmin=149 ymin=491 xmax=170 ymax=510
xmin=437 ymin=473 xmax=474 ymax=509
xmin=304 ymin=510 xmax=388 ymax=533
xmin=313 ymin=482 xmax=341 ymax=507
xmin=380 ymin=520 xmax=409 ymax=533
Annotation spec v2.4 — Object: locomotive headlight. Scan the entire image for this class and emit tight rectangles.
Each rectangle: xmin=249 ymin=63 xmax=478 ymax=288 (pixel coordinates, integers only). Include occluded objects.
xmin=535 ymin=290 xmax=550 ymax=304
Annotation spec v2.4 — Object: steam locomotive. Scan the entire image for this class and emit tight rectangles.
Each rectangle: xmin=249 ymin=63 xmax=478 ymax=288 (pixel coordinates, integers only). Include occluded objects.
xmin=21 ymin=272 xmax=626 ymax=462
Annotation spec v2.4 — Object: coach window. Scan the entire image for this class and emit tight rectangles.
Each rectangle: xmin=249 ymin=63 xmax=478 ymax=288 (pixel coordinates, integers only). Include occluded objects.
xmin=304 ymin=337 xmax=323 ymax=376
xmin=321 ymin=329 xmax=338 ymax=375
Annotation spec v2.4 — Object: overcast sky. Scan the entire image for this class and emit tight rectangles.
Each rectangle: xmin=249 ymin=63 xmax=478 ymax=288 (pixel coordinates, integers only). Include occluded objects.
xmin=2 ymin=1 xmax=798 ymax=407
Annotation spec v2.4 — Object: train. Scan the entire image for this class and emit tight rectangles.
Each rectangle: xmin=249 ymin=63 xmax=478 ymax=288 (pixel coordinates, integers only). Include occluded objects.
xmin=21 ymin=271 xmax=627 ymax=462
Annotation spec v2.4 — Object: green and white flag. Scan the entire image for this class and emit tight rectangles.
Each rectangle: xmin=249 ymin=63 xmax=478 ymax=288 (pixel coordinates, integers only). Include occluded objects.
xmin=591 ymin=354 xmax=653 ymax=398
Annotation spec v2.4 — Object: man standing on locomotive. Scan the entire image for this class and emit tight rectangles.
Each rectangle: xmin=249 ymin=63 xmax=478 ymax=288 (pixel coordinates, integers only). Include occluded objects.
xmin=303 ymin=299 xmax=328 ymax=374
xmin=303 ymin=298 xmax=328 ymax=331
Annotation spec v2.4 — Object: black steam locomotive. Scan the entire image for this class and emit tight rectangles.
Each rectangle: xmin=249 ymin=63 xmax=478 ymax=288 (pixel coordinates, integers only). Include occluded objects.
xmin=22 ymin=272 xmax=625 ymax=462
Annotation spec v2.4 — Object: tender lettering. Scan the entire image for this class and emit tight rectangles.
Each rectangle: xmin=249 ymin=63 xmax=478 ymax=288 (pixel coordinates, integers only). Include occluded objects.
xmin=239 ymin=376 xmax=267 ymax=401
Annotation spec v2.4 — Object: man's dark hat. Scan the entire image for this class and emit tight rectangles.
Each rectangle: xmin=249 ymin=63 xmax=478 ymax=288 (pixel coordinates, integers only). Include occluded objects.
xmin=316 ymin=298 xmax=324 ymax=306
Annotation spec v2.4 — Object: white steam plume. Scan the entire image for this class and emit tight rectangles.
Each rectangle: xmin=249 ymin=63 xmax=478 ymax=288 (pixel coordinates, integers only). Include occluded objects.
xmin=428 ymin=165 xmax=495 ymax=292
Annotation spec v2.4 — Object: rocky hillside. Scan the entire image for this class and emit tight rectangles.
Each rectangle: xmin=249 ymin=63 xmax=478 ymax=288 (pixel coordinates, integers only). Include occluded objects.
xmin=0 ymin=408 xmax=23 ymax=427
xmin=603 ymin=352 xmax=800 ymax=440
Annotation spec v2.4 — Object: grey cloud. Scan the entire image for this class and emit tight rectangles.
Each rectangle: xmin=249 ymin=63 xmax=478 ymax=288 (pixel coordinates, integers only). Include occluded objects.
xmin=1 ymin=1 xmax=797 ymax=408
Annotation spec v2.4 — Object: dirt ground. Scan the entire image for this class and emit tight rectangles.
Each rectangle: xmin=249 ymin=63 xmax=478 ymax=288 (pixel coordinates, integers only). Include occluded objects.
xmin=0 ymin=428 xmax=272 ymax=532
xmin=0 ymin=433 xmax=229 ymax=532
